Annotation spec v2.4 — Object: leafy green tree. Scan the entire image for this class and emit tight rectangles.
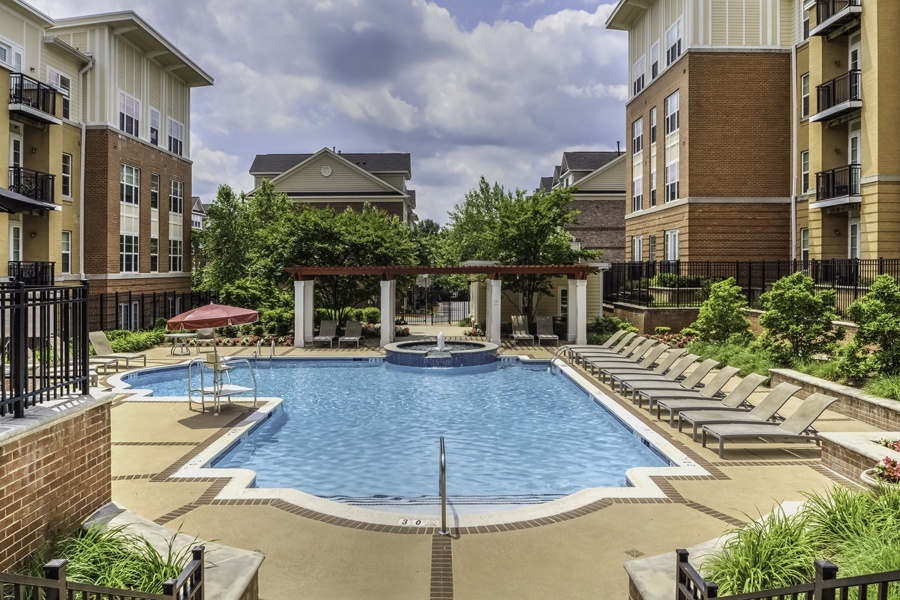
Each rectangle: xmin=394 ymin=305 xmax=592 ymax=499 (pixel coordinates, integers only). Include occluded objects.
xmin=689 ymin=277 xmax=751 ymax=343
xmin=843 ymin=274 xmax=900 ymax=377
xmin=195 ymin=184 xmax=249 ymax=291
xmin=442 ymin=177 xmax=597 ymax=324
xmin=758 ymin=272 xmax=843 ymax=364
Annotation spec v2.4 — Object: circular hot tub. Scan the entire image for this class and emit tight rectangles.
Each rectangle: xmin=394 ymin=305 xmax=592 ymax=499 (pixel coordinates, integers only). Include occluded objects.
xmin=384 ymin=339 xmax=499 ymax=367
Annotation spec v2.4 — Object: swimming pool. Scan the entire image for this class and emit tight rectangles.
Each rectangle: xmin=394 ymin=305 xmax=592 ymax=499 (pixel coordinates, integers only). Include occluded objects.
xmin=122 ymin=360 xmax=669 ymax=505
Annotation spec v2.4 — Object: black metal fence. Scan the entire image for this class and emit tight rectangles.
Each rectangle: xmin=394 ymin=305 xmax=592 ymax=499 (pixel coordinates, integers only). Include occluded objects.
xmin=91 ymin=290 xmax=217 ymax=332
xmin=0 ymin=281 xmax=90 ymax=418
xmin=603 ymin=259 xmax=900 ymax=316
xmin=0 ymin=546 xmax=204 ymax=600
xmin=8 ymin=166 xmax=55 ymax=203
xmin=9 ymin=72 xmax=57 ymax=116
xmin=9 ymin=261 xmax=55 ymax=286
xmin=676 ymin=548 xmax=900 ymax=600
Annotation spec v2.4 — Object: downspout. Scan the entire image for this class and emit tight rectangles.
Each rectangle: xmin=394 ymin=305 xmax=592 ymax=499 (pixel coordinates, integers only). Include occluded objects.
xmin=790 ymin=42 xmax=798 ymax=261
xmin=78 ymin=55 xmax=94 ymax=278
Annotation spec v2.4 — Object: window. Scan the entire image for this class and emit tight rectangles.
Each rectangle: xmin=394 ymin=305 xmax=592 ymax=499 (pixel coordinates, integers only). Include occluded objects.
xmin=121 ymin=164 xmax=140 ymax=204
xmin=170 ymin=180 xmax=184 ymax=214
xmin=61 ymin=153 xmax=72 ymax=198
xmin=150 ymin=108 xmax=160 ymax=146
xmin=61 ymin=231 xmax=71 ymax=274
xmin=120 ymin=234 xmax=139 ymax=272
xmin=849 ymin=219 xmax=860 ymax=260
xmin=664 ymin=229 xmax=679 ymax=261
xmin=150 ymin=237 xmax=159 ymax=272
xmin=801 ymin=73 xmax=809 ymax=118
xmin=169 ymin=239 xmax=183 ymax=272
xmin=801 ymin=150 xmax=809 ymax=193
xmin=48 ymin=68 xmax=71 ymax=119
xmin=802 ymin=9 xmax=809 ymax=40
xmin=631 ymin=236 xmax=643 ymax=262
xmin=664 ymin=91 xmax=680 ymax=203
xmin=648 ymin=235 xmax=657 ymax=262
xmin=665 ymin=19 xmax=682 ymax=66
xmin=192 ymin=216 xmax=202 ymax=229
xmin=650 ymin=168 xmax=657 ymax=206
xmin=0 ymin=38 xmax=23 ymax=71
xmin=632 ymin=176 xmax=643 ymax=212
xmin=168 ymin=118 xmax=184 ymax=156
xmin=649 ymin=107 xmax=657 ymax=145
xmin=665 ymin=162 xmax=680 ymax=202
xmin=119 ymin=92 xmax=140 ymax=136
xmin=150 ymin=174 xmax=159 ymax=209
xmin=664 ymin=91 xmax=680 ymax=135
xmin=118 ymin=301 xmax=139 ymax=331
xmin=650 ymin=42 xmax=659 ymax=79
xmin=559 ymin=288 xmax=568 ymax=318
xmin=632 ymin=56 xmax=646 ymax=96
xmin=800 ymin=228 xmax=809 ymax=263
xmin=632 ymin=118 xmax=643 ymax=154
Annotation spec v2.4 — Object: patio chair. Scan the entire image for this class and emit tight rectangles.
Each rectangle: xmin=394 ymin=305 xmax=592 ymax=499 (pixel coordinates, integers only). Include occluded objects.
xmin=88 ymin=331 xmax=147 ymax=368
xmin=618 ymin=358 xmax=720 ymax=406
xmin=677 ymin=381 xmax=802 ymax=441
xmin=510 ymin=315 xmax=535 ymax=345
xmin=607 ymin=353 xmax=700 ymax=394
xmin=313 ymin=320 xmax=338 ymax=348
xmin=701 ymin=393 xmax=837 ymax=458
xmin=571 ymin=332 xmax=640 ymax=366
xmin=584 ymin=340 xmax=667 ymax=377
xmin=339 ymin=321 xmax=364 ymax=348
xmin=195 ymin=328 xmax=217 ymax=353
xmin=651 ymin=372 xmax=768 ymax=427
xmin=637 ymin=365 xmax=742 ymax=413
xmin=50 ymin=336 xmax=115 ymax=383
xmin=592 ymin=348 xmax=687 ymax=383
xmin=535 ymin=316 xmax=558 ymax=346
xmin=577 ymin=335 xmax=647 ymax=368
xmin=563 ymin=329 xmax=629 ymax=359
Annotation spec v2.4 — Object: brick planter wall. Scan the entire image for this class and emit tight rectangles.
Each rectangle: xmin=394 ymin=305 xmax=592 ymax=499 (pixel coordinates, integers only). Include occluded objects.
xmin=611 ymin=303 xmax=700 ymax=335
xmin=0 ymin=399 xmax=112 ymax=571
xmin=820 ymin=432 xmax=900 ymax=484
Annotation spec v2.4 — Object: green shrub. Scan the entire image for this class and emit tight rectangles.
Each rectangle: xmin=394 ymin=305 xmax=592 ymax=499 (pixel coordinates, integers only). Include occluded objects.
xmin=361 ymin=307 xmax=381 ymax=324
xmin=864 ymin=375 xmax=900 ymax=401
xmin=105 ymin=330 xmax=164 ymax=353
xmin=219 ymin=277 xmax=271 ymax=310
xmin=587 ymin=316 xmax=637 ymax=335
xmin=654 ymin=326 xmax=671 ymax=335
xmin=689 ymin=277 xmax=751 ymax=344
xmin=220 ymin=324 xmax=239 ymax=337
xmin=154 ymin=317 xmax=168 ymax=330
xmin=649 ymin=273 xmax=704 ymax=288
xmin=260 ymin=306 xmax=294 ymax=336
xmin=688 ymin=340 xmax=775 ymax=378
xmin=757 ymin=272 xmax=844 ymax=364
xmin=844 ymin=274 xmax=900 ymax=377
xmin=792 ymin=358 xmax=848 ymax=384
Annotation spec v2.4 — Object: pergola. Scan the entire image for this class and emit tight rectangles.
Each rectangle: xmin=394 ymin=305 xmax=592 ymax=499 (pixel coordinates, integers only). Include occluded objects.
xmin=284 ymin=264 xmax=599 ymax=347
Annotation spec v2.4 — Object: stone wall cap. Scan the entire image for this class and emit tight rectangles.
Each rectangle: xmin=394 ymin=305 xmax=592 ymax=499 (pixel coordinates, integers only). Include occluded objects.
xmin=770 ymin=368 xmax=900 ymax=413
xmin=0 ymin=391 xmax=115 ymax=446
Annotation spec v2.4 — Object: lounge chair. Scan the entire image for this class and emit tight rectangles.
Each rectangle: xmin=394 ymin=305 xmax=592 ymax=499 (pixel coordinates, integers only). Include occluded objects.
xmin=573 ymin=334 xmax=642 ymax=366
xmin=593 ymin=348 xmax=687 ymax=384
xmin=535 ymin=316 xmax=558 ymax=346
xmin=313 ymin=320 xmax=338 ymax=348
xmin=339 ymin=321 xmax=364 ymax=348
xmin=619 ymin=358 xmax=720 ymax=405
xmin=563 ymin=329 xmax=629 ymax=359
xmin=638 ymin=365 xmax=741 ymax=413
xmin=652 ymin=372 xmax=768 ymax=428
xmin=701 ymin=393 xmax=837 ymax=458
xmin=88 ymin=331 xmax=147 ymax=368
xmin=510 ymin=315 xmax=535 ymax=345
xmin=195 ymin=328 xmax=217 ymax=352
xmin=608 ymin=353 xmax=700 ymax=393
xmin=678 ymin=381 xmax=802 ymax=441
xmin=584 ymin=341 xmax=667 ymax=377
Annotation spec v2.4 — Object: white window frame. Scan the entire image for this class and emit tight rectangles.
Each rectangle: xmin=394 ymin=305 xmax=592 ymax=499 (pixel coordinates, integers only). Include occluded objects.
xmin=650 ymin=168 xmax=657 ymax=206
xmin=170 ymin=180 xmax=184 ymax=215
xmin=61 ymin=153 xmax=72 ymax=198
xmin=61 ymin=230 xmax=72 ymax=274
xmin=168 ymin=118 xmax=184 ymax=156
xmin=121 ymin=164 xmax=140 ymax=205
xmin=0 ymin=37 xmax=23 ymax=72
xmin=632 ymin=117 xmax=643 ymax=154
xmin=664 ymin=229 xmax=680 ymax=261
xmin=47 ymin=67 xmax=71 ymax=119
xmin=665 ymin=162 xmax=680 ymax=202
xmin=800 ymin=228 xmax=809 ymax=263
xmin=632 ymin=55 xmax=646 ymax=96
xmin=150 ymin=108 xmax=160 ymax=146
xmin=150 ymin=173 xmax=159 ymax=209
xmin=664 ymin=92 xmax=680 ymax=135
xmin=848 ymin=218 xmax=860 ymax=259
xmin=632 ymin=176 xmax=643 ymax=212
xmin=664 ymin=91 xmax=680 ymax=203
xmin=118 ymin=300 xmax=140 ymax=331
xmin=648 ymin=235 xmax=657 ymax=262
xmin=150 ymin=237 xmax=159 ymax=273
xmin=120 ymin=234 xmax=139 ymax=273
xmin=801 ymin=150 xmax=809 ymax=194
xmin=119 ymin=91 xmax=140 ymax=136
xmin=649 ymin=107 xmax=657 ymax=145
xmin=650 ymin=42 xmax=659 ymax=79
xmin=9 ymin=223 xmax=22 ymax=262
xmin=631 ymin=236 xmax=643 ymax=262
xmin=665 ymin=19 xmax=682 ymax=67
xmin=558 ymin=287 xmax=569 ymax=318
xmin=801 ymin=73 xmax=810 ymax=118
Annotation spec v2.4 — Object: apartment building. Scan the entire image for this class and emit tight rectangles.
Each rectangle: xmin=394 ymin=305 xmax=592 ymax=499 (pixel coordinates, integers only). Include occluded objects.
xmin=607 ymin=0 xmax=899 ymax=263
xmin=1 ymin=1 xmax=212 ymax=321
xmin=249 ymin=148 xmax=418 ymax=226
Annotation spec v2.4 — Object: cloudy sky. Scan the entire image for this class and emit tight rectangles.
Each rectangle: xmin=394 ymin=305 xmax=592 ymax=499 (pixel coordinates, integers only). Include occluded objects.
xmin=37 ymin=0 xmax=628 ymax=223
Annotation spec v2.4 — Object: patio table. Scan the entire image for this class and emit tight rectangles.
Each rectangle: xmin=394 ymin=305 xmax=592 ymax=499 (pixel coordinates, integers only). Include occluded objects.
xmin=164 ymin=332 xmax=197 ymax=355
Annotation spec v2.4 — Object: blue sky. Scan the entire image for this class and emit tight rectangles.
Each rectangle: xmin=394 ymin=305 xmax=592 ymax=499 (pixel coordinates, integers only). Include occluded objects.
xmin=37 ymin=0 xmax=628 ymax=223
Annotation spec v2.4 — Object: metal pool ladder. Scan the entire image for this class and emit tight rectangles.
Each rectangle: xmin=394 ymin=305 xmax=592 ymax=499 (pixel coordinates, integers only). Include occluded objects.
xmin=439 ymin=436 xmax=449 ymax=536
xmin=548 ymin=344 xmax=572 ymax=371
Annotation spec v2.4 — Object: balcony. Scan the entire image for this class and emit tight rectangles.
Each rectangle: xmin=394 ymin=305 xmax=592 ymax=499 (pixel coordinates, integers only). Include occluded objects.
xmin=8 ymin=167 xmax=55 ymax=203
xmin=810 ymin=0 xmax=861 ymax=37
xmin=8 ymin=261 xmax=55 ymax=286
xmin=8 ymin=73 xmax=61 ymax=125
xmin=811 ymin=70 xmax=862 ymax=123
xmin=812 ymin=164 xmax=861 ymax=209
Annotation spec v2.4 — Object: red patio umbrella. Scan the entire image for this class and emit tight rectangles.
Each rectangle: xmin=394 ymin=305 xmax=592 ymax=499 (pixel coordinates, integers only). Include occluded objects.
xmin=166 ymin=303 xmax=259 ymax=331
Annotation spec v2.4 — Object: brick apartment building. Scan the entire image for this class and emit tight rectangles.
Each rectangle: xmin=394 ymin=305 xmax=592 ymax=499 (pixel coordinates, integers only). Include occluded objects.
xmin=606 ymin=0 xmax=899 ymax=263
xmin=249 ymin=147 xmax=418 ymax=226
xmin=1 ymin=1 xmax=212 ymax=327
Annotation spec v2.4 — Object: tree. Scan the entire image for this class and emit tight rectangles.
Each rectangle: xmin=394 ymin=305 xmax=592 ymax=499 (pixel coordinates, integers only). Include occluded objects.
xmin=843 ymin=274 xmax=900 ymax=377
xmin=688 ymin=277 xmax=751 ymax=343
xmin=442 ymin=177 xmax=597 ymax=324
xmin=195 ymin=184 xmax=249 ymax=291
xmin=758 ymin=272 xmax=843 ymax=364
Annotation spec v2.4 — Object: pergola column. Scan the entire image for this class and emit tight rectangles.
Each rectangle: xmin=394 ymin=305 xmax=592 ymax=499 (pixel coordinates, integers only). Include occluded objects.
xmin=293 ymin=279 xmax=314 ymax=347
xmin=380 ymin=279 xmax=396 ymax=347
xmin=488 ymin=277 xmax=502 ymax=344
xmin=567 ymin=278 xmax=577 ymax=342
xmin=575 ymin=279 xmax=588 ymax=345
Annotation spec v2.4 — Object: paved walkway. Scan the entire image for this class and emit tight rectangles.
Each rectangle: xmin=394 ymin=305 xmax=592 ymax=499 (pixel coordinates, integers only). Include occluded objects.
xmin=106 ymin=330 xmax=874 ymax=600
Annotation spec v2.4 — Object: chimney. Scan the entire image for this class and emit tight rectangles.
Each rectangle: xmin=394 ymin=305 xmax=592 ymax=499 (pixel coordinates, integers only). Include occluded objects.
xmin=616 ymin=141 xmax=621 ymax=155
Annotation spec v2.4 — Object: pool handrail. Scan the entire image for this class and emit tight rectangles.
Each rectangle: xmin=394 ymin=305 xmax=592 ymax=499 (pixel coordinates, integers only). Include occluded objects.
xmin=439 ymin=436 xmax=449 ymax=536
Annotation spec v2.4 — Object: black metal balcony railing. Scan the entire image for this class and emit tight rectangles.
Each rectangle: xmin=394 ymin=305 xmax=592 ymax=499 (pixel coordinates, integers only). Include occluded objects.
xmin=816 ymin=69 xmax=861 ymax=115
xmin=814 ymin=0 xmax=861 ymax=34
xmin=8 ymin=261 xmax=56 ymax=286
xmin=816 ymin=164 xmax=861 ymax=202
xmin=8 ymin=166 xmax=55 ymax=203
xmin=9 ymin=72 xmax=57 ymax=116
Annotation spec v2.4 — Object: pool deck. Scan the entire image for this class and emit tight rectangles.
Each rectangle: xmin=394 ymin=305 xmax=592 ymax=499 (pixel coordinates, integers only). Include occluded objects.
xmin=105 ymin=326 xmax=877 ymax=599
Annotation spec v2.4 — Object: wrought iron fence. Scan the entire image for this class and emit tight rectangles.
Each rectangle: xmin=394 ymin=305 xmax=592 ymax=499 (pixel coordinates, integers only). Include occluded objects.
xmin=0 ymin=281 xmax=89 ymax=418
xmin=9 ymin=72 xmax=57 ymax=115
xmin=676 ymin=548 xmax=900 ymax=600
xmin=603 ymin=259 xmax=900 ymax=316
xmin=0 ymin=546 xmax=204 ymax=600
xmin=9 ymin=260 xmax=56 ymax=286
xmin=91 ymin=290 xmax=217 ymax=332
xmin=816 ymin=0 xmax=861 ymax=23
xmin=8 ymin=166 xmax=55 ymax=202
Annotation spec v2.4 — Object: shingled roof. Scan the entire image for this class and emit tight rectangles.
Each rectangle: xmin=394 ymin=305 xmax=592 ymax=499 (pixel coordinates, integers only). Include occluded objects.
xmin=250 ymin=152 xmax=411 ymax=176
xmin=562 ymin=151 xmax=621 ymax=172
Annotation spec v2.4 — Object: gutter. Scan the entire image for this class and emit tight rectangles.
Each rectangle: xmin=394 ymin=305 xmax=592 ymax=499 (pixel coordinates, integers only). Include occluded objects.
xmin=790 ymin=43 xmax=798 ymax=260
xmin=77 ymin=54 xmax=94 ymax=279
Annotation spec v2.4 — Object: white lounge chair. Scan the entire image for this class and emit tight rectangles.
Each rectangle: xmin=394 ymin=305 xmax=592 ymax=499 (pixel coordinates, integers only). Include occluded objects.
xmin=88 ymin=331 xmax=146 ymax=368
xmin=510 ymin=315 xmax=535 ymax=345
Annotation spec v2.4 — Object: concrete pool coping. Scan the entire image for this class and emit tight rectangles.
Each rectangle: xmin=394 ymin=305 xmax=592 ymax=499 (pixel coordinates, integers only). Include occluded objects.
xmin=108 ymin=354 xmax=711 ymax=529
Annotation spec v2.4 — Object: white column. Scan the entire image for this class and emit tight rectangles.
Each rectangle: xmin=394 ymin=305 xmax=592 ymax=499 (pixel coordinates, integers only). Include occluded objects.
xmin=304 ymin=279 xmax=315 ymax=344
xmin=390 ymin=279 xmax=397 ymax=340
xmin=293 ymin=280 xmax=306 ymax=347
xmin=380 ymin=279 xmax=393 ymax=347
xmin=575 ymin=279 xmax=588 ymax=345
xmin=488 ymin=278 xmax=502 ymax=344
xmin=483 ymin=281 xmax=491 ymax=337
xmin=567 ymin=278 xmax=577 ymax=342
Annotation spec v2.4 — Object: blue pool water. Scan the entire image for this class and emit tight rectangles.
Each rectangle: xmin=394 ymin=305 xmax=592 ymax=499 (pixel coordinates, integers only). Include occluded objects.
xmin=123 ymin=360 xmax=667 ymax=502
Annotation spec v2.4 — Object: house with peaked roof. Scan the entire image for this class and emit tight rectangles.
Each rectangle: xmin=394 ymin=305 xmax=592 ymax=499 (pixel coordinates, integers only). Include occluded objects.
xmin=249 ymin=148 xmax=418 ymax=225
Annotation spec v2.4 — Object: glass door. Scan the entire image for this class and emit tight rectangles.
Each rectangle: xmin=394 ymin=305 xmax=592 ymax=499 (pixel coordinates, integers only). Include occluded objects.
xmin=849 ymin=34 xmax=861 ymax=99
xmin=848 ymin=218 xmax=860 ymax=260
xmin=9 ymin=223 xmax=22 ymax=262
xmin=849 ymin=121 xmax=861 ymax=195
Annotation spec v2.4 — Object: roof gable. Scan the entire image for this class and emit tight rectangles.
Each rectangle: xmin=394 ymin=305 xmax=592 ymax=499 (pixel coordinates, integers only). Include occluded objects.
xmin=251 ymin=151 xmax=411 ymax=177
xmin=258 ymin=148 xmax=407 ymax=197
xmin=569 ymin=154 xmax=626 ymax=192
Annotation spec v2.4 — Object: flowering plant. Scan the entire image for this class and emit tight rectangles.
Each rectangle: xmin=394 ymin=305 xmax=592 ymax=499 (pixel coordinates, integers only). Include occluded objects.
xmin=651 ymin=332 xmax=696 ymax=348
xmin=877 ymin=438 xmax=900 ymax=453
xmin=873 ymin=456 xmax=900 ymax=484
xmin=463 ymin=326 xmax=483 ymax=337
xmin=394 ymin=325 xmax=411 ymax=337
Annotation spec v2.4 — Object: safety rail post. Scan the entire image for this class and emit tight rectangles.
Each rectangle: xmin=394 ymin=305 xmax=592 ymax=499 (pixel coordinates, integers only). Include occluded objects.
xmin=439 ymin=436 xmax=449 ymax=536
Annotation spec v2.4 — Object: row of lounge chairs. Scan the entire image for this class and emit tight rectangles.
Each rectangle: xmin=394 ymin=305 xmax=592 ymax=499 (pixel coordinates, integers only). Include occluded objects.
xmin=565 ymin=331 xmax=837 ymax=458
xmin=312 ymin=321 xmax=365 ymax=348
xmin=510 ymin=315 xmax=558 ymax=346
